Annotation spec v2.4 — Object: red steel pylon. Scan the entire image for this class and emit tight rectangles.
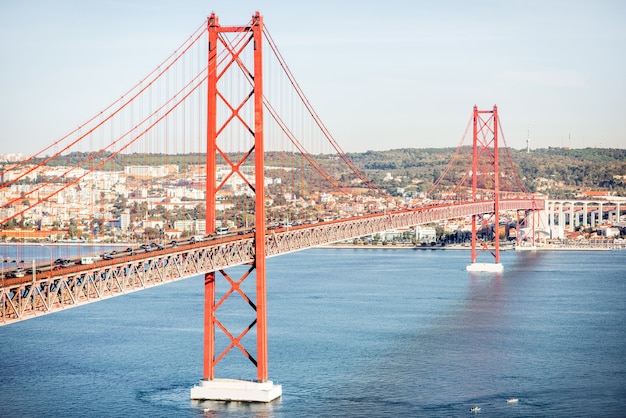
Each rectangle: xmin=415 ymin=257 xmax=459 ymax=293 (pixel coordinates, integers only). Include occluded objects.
xmin=204 ymin=11 xmax=268 ymax=382
xmin=469 ymin=105 xmax=501 ymax=266
xmin=515 ymin=208 xmax=539 ymax=248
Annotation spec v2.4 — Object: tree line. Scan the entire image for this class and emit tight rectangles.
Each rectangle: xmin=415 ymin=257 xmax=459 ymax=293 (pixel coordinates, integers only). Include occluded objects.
xmin=26 ymin=147 xmax=626 ymax=198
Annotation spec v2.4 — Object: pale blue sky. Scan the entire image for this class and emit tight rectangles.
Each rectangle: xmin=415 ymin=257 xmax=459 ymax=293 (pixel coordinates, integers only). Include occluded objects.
xmin=0 ymin=0 xmax=624 ymax=155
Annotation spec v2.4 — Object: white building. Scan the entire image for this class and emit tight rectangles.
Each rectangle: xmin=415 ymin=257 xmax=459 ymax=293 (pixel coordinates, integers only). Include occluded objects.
xmin=125 ymin=165 xmax=170 ymax=178
xmin=120 ymin=212 xmax=131 ymax=231
xmin=415 ymin=226 xmax=437 ymax=243
xmin=174 ymin=219 xmax=206 ymax=234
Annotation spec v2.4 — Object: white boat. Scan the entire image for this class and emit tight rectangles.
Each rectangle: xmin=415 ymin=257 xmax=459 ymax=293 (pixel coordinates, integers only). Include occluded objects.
xmin=507 ymin=397 xmax=519 ymax=403
xmin=470 ymin=406 xmax=481 ymax=413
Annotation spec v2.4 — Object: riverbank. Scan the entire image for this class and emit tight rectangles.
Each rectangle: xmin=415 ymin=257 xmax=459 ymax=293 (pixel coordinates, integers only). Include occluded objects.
xmin=0 ymin=242 xmax=139 ymax=248
xmin=322 ymin=243 xmax=621 ymax=251
xmin=322 ymin=243 xmax=471 ymax=250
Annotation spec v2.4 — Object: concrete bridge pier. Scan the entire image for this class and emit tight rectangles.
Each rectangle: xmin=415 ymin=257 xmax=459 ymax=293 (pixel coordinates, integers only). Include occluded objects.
xmin=191 ymin=379 xmax=282 ymax=403
xmin=568 ymin=204 xmax=575 ymax=232
xmin=466 ymin=262 xmax=504 ymax=273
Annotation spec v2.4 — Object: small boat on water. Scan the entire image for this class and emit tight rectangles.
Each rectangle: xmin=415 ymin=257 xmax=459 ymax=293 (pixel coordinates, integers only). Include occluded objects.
xmin=507 ymin=397 xmax=519 ymax=403
xmin=470 ymin=405 xmax=481 ymax=413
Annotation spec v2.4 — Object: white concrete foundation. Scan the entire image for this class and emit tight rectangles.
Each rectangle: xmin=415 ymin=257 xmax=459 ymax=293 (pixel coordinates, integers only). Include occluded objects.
xmin=466 ymin=263 xmax=504 ymax=273
xmin=190 ymin=378 xmax=282 ymax=403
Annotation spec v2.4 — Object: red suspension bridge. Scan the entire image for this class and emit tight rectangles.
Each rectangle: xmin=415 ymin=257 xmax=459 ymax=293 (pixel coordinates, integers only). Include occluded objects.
xmin=0 ymin=12 xmax=542 ymax=402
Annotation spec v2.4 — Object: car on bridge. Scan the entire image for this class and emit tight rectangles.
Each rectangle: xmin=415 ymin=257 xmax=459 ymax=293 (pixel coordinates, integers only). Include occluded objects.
xmin=6 ymin=268 xmax=25 ymax=278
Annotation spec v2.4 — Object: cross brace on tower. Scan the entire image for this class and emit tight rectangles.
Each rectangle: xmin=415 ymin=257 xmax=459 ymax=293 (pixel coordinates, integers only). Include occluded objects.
xmin=466 ymin=105 xmax=504 ymax=273
xmin=190 ymin=11 xmax=281 ymax=403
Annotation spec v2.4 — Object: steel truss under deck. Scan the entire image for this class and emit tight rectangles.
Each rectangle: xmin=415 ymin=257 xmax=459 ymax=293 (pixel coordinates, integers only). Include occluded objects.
xmin=1 ymin=199 xmax=540 ymax=326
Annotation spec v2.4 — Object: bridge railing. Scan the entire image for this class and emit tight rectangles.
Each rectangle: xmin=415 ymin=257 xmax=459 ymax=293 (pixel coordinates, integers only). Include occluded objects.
xmin=1 ymin=199 xmax=543 ymax=326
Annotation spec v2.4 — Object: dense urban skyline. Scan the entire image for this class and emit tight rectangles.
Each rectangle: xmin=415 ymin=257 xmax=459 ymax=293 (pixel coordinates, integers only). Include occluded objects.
xmin=0 ymin=0 xmax=624 ymax=156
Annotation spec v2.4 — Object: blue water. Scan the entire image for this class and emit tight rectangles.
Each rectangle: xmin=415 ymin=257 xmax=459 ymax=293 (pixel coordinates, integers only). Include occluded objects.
xmin=1 ymin=247 xmax=625 ymax=417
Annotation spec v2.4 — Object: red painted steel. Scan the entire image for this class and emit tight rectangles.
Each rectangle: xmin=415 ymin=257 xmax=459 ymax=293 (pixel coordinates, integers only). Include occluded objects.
xmin=0 ymin=13 xmax=548 ymax=387
xmin=515 ymin=207 xmax=538 ymax=247
xmin=251 ymin=13 xmax=269 ymax=382
xmin=1 ymin=199 xmax=543 ymax=326
xmin=204 ymin=12 xmax=219 ymax=382
xmin=470 ymin=105 xmax=501 ymax=265
xmin=493 ymin=106 xmax=500 ymax=262
xmin=203 ymin=11 xmax=269 ymax=383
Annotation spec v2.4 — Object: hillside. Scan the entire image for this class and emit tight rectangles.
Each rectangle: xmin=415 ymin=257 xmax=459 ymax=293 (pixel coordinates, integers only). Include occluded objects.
xmin=22 ymin=147 xmax=626 ymax=199
xmin=348 ymin=147 xmax=626 ymax=198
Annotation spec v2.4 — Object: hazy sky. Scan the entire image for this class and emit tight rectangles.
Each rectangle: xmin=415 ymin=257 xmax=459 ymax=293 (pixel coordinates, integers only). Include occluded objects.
xmin=0 ymin=0 xmax=624 ymax=156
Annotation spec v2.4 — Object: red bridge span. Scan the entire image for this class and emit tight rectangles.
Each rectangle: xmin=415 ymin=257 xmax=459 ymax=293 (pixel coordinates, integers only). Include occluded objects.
xmin=0 ymin=198 xmax=542 ymax=327
xmin=0 ymin=11 xmax=542 ymax=402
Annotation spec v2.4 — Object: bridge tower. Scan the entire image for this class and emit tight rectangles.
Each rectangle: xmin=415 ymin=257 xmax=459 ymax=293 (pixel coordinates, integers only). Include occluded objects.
xmin=466 ymin=105 xmax=504 ymax=273
xmin=191 ymin=12 xmax=282 ymax=402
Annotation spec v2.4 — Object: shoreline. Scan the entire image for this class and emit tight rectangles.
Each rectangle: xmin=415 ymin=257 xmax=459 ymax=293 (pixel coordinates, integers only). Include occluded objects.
xmin=0 ymin=242 xmax=131 ymax=247
xmin=321 ymin=243 xmax=618 ymax=251
xmin=1 ymin=242 xmax=619 ymax=252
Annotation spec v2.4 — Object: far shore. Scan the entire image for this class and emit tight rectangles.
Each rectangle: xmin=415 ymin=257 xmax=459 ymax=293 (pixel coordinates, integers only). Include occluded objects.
xmin=0 ymin=242 xmax=132 ymax=247
xmin=322 ymin=243 xmax=468 ymax=250
xmin=1 ymin=242 xmax=620 ymax=251
xmin=321 ymin=243 xmax=619 ymax=251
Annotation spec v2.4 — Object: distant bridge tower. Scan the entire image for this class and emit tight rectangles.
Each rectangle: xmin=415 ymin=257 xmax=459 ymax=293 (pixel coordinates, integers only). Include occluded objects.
xmin=466 ymin=105 xmax=503 ymax=273
xmin=190 ymin=12 xmax=282 ymax=402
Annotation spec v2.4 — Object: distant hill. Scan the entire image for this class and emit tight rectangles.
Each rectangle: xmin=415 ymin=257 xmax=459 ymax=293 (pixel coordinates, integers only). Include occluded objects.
xmin=26 ymin=147 xmax=626 ymax=198
xmin=347 ymin=147 xmax=626 ymax=198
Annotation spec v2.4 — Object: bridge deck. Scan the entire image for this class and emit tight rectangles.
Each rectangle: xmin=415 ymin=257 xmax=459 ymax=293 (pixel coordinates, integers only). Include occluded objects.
xmin=1 ymin=199 xmax=542 ymax=326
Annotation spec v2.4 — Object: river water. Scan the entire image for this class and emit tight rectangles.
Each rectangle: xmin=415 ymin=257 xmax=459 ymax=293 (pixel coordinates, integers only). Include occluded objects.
xmin=1 ymin=247 xmax=625 ymax=417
